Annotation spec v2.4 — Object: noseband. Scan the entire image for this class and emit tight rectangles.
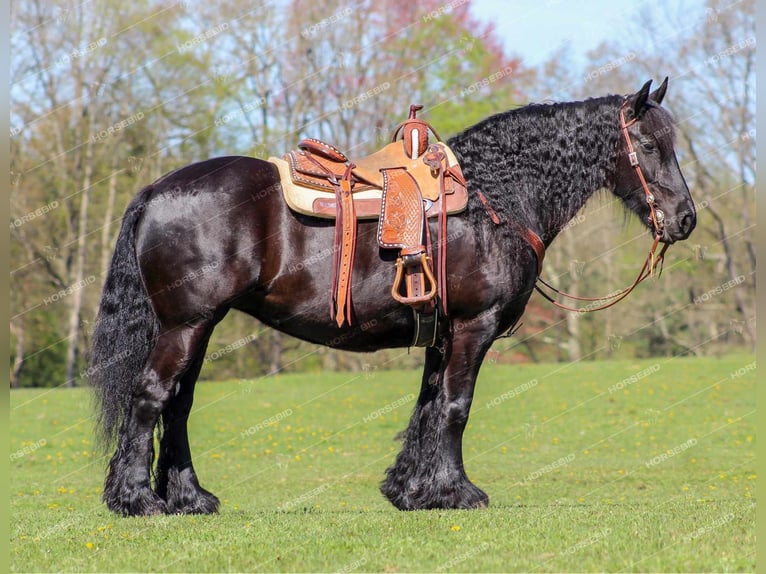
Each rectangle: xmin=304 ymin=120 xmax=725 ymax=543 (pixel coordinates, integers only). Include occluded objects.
xmin=529 ymin=100 xmax=670 ymax=313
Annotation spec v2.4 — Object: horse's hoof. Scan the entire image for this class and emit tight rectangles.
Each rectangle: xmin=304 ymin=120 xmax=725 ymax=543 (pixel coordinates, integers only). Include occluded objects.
xmin=466 ymin=488 xmax=489 ymax=509
xmin=104 ymin=486 xmax=168 ymax=516
xmin=447 ymin=481 xmax=489 ymax=510
xmin=381 ymin=469 xmax=490 ymax=510
xmin=164 ymin=467 xmax=220 ymax=515
xmin=166 ymin=491 xmax=220 ymax=515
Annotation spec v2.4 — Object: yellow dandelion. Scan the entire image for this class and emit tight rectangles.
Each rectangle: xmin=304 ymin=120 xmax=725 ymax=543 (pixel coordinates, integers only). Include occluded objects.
xmin=85 ymin=542 xmax=95 ymax=550
xmin=451 ymin=525 xmax=461 ymax=531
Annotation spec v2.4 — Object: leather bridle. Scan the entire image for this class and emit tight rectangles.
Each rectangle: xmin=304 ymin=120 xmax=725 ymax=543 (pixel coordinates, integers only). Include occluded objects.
xmin=528 ymin=100 xmax=670 ymax=313
xmin=619 ymin=102 xmax=666 ymax=238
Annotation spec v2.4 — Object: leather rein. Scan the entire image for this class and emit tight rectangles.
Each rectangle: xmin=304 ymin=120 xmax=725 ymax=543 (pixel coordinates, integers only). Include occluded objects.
xmin=514 ymin=101 xmax=671 ymax=313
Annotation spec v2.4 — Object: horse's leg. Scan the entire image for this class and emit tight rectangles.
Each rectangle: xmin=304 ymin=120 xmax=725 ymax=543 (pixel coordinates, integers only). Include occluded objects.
xmin=154 ymin=327 xmax=220 ymax=515
xmin=381 ymin=329 xmax=493 ymax=510
xmin=103 ymin=323 xmax=212 ymax=516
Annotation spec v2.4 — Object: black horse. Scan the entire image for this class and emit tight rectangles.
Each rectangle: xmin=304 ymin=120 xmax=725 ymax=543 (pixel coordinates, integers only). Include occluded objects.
xmin=90 ymin=79 xmax=696 ymax=516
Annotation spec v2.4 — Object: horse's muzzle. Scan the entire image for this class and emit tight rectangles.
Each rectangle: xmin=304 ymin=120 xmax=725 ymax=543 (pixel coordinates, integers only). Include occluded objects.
xmin=658 ymin=201 xmax=696 ymax=244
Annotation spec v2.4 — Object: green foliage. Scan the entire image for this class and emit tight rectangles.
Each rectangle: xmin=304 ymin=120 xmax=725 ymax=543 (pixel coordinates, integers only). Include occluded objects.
xmin=10 ymin=355 xmax=756 ymax=571
xmin=13 ymin=313 xmax=68 ymax=389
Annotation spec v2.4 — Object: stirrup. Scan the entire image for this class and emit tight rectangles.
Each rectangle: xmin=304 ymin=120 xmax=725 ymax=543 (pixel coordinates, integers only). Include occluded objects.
xmin=391 ymin=252 xmax=437 ymax=305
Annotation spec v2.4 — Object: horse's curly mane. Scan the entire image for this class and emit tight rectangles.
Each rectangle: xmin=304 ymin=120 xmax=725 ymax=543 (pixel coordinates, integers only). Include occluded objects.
xmin=448 ymin=95 xmax=629 ymax=242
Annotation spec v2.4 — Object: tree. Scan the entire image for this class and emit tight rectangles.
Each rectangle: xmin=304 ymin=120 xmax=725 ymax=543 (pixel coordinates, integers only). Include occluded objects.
xmin=10 ymin=0 xmax=237 ymax=386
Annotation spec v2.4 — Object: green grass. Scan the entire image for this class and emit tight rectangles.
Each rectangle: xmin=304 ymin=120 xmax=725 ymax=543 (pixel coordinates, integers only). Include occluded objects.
xmin=10 ymin=354 xmax=756 ymax=572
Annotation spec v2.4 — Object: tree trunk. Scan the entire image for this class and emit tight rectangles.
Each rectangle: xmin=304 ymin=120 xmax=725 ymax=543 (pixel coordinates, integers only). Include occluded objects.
xmin=10 ymin=320 xmax=24 ymax=388
xmin=269 ymin=330 xmax=283 ymax=375
xmin=100 ymin=152 xmax=120 ymax=281
xmin=64 ymin=111 xmax=94 ymax=387
xmin=709 ymin=206 xmax=756 ymax=352
xmin=602 ymin=216 xmax=621 ymax=359
xmin=322 ymin=348 xmax=339 ymax=371
xmin=563 ymin=241 xmax=582 ymax=362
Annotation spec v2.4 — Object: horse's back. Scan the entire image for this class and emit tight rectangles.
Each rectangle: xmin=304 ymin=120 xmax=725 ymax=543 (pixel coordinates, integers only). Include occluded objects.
xmin=149 ymin=155 xmax=280 ymax=195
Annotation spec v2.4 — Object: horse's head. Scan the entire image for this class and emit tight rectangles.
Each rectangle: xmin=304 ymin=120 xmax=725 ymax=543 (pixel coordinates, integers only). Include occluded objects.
xmin=613 ymin=78 xmax=696 ymax=244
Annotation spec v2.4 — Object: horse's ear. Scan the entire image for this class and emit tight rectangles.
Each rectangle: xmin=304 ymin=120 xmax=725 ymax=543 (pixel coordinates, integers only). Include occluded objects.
xmin=650 ymin=76 xmax=668 ymax=105
xmin=627 ymin=79 xmax=653 ymax=119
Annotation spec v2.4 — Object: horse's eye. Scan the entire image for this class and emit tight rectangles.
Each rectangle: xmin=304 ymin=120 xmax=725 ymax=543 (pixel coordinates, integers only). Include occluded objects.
xmin=640 ymin=139 xmax=656 ymax=152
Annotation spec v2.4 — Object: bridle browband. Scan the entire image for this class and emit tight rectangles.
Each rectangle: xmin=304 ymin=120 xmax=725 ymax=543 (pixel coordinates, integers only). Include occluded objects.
xmin=514 ymin=99 xmax=670 ymax=313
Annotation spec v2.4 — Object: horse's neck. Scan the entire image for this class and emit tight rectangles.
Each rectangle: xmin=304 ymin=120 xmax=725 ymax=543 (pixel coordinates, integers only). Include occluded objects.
xmin=456 ymin=97 xmax=621 ymax=245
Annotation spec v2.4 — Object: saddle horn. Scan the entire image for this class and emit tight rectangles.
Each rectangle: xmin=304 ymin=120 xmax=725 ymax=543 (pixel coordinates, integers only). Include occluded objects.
xmin=391 ymin=104 xmax=442 ymax=159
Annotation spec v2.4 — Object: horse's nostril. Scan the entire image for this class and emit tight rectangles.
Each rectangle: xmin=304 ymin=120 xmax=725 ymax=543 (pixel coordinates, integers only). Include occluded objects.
xmin=680 ymin=211 xmax=695 ymax=236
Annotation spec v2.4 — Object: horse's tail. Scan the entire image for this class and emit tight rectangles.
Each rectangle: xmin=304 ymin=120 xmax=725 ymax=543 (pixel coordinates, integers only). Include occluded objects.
xmin=88 ymin=186 xmax=159 ymax=451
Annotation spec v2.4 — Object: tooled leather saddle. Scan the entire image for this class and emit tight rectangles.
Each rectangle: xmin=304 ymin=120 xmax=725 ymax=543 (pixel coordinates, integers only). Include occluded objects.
xmin=269 ymin=105 xmax=468 ymax=347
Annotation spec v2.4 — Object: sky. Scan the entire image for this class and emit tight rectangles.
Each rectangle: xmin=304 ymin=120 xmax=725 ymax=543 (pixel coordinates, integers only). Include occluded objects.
xmin=469 ymin=0 xmax=700 ymax=68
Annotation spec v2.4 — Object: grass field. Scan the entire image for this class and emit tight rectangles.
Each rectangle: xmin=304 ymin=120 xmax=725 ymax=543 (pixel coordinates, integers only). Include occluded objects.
xmin=10 ymin=354 xmax=756 ymax=572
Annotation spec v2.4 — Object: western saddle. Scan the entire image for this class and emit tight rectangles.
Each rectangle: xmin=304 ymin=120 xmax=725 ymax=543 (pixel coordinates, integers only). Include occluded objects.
xmin=269 ymin=105 xmax=468 ymax=346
